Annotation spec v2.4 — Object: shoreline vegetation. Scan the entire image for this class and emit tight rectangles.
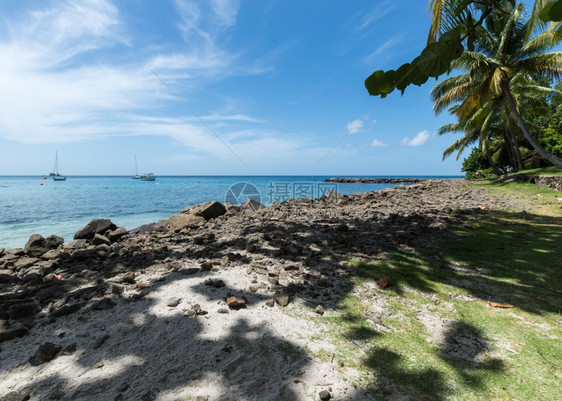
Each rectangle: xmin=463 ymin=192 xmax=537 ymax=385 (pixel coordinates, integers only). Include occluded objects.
xmin=1 ymin=178 xmax=561 ymax=400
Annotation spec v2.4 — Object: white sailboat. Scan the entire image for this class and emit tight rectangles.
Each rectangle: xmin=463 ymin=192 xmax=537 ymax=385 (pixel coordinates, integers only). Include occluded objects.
xmin=51 ymin=151 xmax=66 ymax=181
xmin=132 ymin=155 xmax=141 ymax=179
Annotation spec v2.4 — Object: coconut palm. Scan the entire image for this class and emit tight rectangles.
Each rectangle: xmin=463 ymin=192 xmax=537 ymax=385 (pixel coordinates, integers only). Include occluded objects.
xmin=431 ymin=3 xmax=562 ymax=167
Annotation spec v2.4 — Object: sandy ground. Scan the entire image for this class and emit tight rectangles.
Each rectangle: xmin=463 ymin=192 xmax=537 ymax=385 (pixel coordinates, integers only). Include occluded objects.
xmin=1 ymin=261 xmax=372 ymax=401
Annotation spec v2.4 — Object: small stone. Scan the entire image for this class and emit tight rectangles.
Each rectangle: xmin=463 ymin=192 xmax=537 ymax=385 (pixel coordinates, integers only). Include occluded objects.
xmin=315 ymin=305 xmax=325 ymax=315
xmin=265 ymin=298 xmax=275 ymax=307
xmin=92 ymin=298 xmax=117 ymax=311
xmin=61 ymin=343 xmax=77 ymax=355
xmin=319 ymin=389 xmax=332 ymax=400
xmin=227 ymin=296 xmax=246 ymax=309
xmin=185 ymin=309 xmax=197 ymax=317
xmin=217 ymin=308 xmax=229 ymax=314
xmin=166 ymin=297 xmax=181 ymax=307
xmin=121 ymin=272 xmax=135 ymax=284
xmin=249 ymin=285 xmax=258 ymax=293
xmin=93 ymin=334 xmax=110 ymax=349
xmin=30 ymin=342 xmax=62 ymax=365
xmin=275 ymin=293 xmax=290 ymax=307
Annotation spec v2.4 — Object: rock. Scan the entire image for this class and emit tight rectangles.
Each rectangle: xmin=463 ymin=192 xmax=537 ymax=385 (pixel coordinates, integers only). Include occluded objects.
xmin=217 ymin=308 xmax=229 ymax=314
xmin=65 ymin=239 xmax=87 ymax=249
xmin=8 ymin=303 xmax=38 ymax=319
xmin=275 ymin=293 xmax=290 ymax=307
xmin=42 ymin=249 xmax=60 ymax=260
xmin=30 ymin=342 xmax=62 ymax=365
xmin=5 ymin=248 xmax=24 ymax=256
xmin=315 ymin=305 xmax=325 ymax=315
xmin=318 ymin=390 xmax=332 ymax=400
xmin=61 ymin=343 xmax=77 ymax=355
xmin=91 ymin=298 xmax=117 ymax=310
xmin=108 ymin=227 xmax=127 ymax=242
xmin=0 ymin=326 xmax=29 ymax=343
xmin=265 ymin=298 xmax=275 ymax=307
xmin=24 ymin=234 xmax=50 ymax=257
xmin=227 ymin=296 xmax=247 ymax=309
xmin=240 ymin=198 xmax=265 ymax=212
xmin=121 ymin=272 xmax=136 ymax=284
xmin=167 ymin=214 xmax=205 ymax=230
xmin=3 ymin=390 xmax=30 ymax=401
xmin=166 ymin=297 xmax=181 ymax=307
xmin=91 ymin=234 xmax=111 ymax=246
xmin=74 ymin=219 xmax=117 ymax=241
xmin=93 ymin=334 xmax=110 ymax=349
xmin=13 ymin=257 xmax=38 ymax=271
xmin=46 ymin=235 xmax=64 ymax=249
xmin=190 ymin=201 xmax=227 ymax=220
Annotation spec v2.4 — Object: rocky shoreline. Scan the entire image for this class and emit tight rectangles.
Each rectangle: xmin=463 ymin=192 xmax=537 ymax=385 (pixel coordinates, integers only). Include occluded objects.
xmin=0 ymin=179 xmax=524 ymax=401
xmin=323 ymin=177 xmax=423 ymax=184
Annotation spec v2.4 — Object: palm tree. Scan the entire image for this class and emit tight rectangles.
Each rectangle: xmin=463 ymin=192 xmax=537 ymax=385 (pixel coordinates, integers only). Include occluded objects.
xmin=431 ymin=3 xmax=562 ymax=167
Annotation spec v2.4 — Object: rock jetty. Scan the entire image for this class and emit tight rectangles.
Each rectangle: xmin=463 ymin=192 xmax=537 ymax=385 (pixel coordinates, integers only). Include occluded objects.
xmin=324 ymin=177 xmax=423 ymax=184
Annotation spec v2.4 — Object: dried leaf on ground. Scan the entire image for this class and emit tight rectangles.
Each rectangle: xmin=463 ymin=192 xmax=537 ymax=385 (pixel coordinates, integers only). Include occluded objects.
xmin=487 ymin=300 xmax=514 ymax=308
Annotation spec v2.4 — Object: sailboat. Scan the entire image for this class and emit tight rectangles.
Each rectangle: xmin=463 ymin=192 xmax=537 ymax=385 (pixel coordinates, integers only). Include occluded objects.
xmin=132 ymin=155 xmax=141 ymax=179
xmin=51 ymin=151 xmax=66 ymax=181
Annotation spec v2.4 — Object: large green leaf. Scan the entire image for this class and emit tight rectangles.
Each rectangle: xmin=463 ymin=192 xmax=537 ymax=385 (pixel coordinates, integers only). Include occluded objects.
xmin=539 ymin=0 xmax=562 ymax=22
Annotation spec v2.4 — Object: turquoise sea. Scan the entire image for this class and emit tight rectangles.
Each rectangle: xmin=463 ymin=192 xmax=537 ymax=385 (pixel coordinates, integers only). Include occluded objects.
xmin=0 ymin=175 xmax=460 ymax=249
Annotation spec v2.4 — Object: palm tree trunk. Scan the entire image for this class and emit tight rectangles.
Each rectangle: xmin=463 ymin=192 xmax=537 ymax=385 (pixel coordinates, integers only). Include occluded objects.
xmin=507 ymin=116 xmax=524 ymax=170
xmin=503 ymin=129 xmax=517 ymax=170
xmin=486 ymin=152 xmax=503 ymax=175
xmin=501 ymin=82 xmax=562 ymax=168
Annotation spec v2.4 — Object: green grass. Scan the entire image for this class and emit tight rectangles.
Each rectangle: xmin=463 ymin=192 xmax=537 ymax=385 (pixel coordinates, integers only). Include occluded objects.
xmin=511 ymin=166 xmax=562 ymax=176
xmin=315 ymin=183 xmax=562 ymax=400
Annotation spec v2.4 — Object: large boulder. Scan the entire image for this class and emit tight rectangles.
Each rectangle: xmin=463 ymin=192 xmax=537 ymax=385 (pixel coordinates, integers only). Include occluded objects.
xmin=189 ymin=201 xmax=226 ymax=220
xmin=74 ymin=219 xmax=117 ymax=241
xmin=167 ymin=214 xmax=205 ymax=230
xmin=24 ymin=234 xmax=50 ymax=257
xmin=46 ymin=235 xmax=64 ymax=249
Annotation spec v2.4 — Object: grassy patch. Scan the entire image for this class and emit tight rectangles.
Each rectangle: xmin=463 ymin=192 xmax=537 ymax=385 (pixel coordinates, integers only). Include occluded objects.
xmin=511 ymin=166 xmax=562 ymax=176
xmin=315 ymin=185 xmax=562 ymax=400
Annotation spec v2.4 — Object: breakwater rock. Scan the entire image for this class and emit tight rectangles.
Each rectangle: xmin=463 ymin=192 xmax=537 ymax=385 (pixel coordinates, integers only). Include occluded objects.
xmin=324 ymin=177 xmax=423 ymax=184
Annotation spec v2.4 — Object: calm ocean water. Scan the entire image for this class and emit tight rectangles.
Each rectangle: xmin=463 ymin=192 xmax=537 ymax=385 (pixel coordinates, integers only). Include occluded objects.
xmin=0 ymin=175 xmax=459 ymax=249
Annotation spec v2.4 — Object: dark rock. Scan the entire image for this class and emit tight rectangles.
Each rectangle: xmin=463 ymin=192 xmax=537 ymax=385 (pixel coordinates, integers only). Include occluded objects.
xmin=91 ymin=234 xmax=111 ymax=246
xmin=93 ymin=334 xmax=110 ymax=349
xmin=319 ymin=389 xmax=332 ymax=400
xmin=74 ymin=219 xmax=117 ymax=241
xmin=46 ymin=235 xmax=64 ymax=249
xmin=24 ymin=234 xmax=50 ymax=257
xmin=52 ymin=302 xmax=85 ymax=317
xmin=30 ymin=342 xmax=62 ymax=365
xmin=8 ymin=303 xmax=38 ymax=320
xmin=0 ymin=326 xmax=29 ymax=343
xmin=121 ymin=272 xmax=136 ymax=284
xmin=92 ymin=298 xmax=117 ymax=310
xmin=141 ymin=388 xmax=160 ymax=401
xmin=61 ymin=342 xmax=77 ymax=355
xmin=190 ymin=201 xmax=227 ymax=220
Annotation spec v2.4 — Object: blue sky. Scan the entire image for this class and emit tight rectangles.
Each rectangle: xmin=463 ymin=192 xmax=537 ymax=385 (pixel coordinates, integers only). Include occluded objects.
xmin=0 ymin=0 xmax=535 ymax=176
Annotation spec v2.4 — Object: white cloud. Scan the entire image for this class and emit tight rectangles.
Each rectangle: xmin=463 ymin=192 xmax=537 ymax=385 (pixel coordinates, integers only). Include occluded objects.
xmin=364 ymin=34 xmax=404 ymax=63
xmin=401 ymin=130 xmax=432 ymax=147
xmin=346 ymin=119 xmax=364 ymax=134
xmin=370 ymin=139 xmax=388 ymax=147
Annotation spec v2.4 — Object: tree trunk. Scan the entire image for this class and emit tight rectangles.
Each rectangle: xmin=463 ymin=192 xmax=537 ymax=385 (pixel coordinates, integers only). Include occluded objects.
xmin=507 ymin=116 xmax=524 ymax=170
xmin=503 ymin=129 xmax=517 ymax=171
xmin=502 ymin=82 xmax=562 ymax=168
xmin=486 ymin=151 xmax=503 ymax=175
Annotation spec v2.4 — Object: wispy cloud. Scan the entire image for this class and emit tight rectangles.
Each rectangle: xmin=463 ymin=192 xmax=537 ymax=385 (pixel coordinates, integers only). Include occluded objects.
xmin=370 ymin=139 xmax=388 ymax=147
xmin=401 ymin=130 xmax=432 ymax=147
xmin=364 ymin=33 xmax=404 ymax=64
xmin=346 ymin=119 xmax=364 ymax=134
